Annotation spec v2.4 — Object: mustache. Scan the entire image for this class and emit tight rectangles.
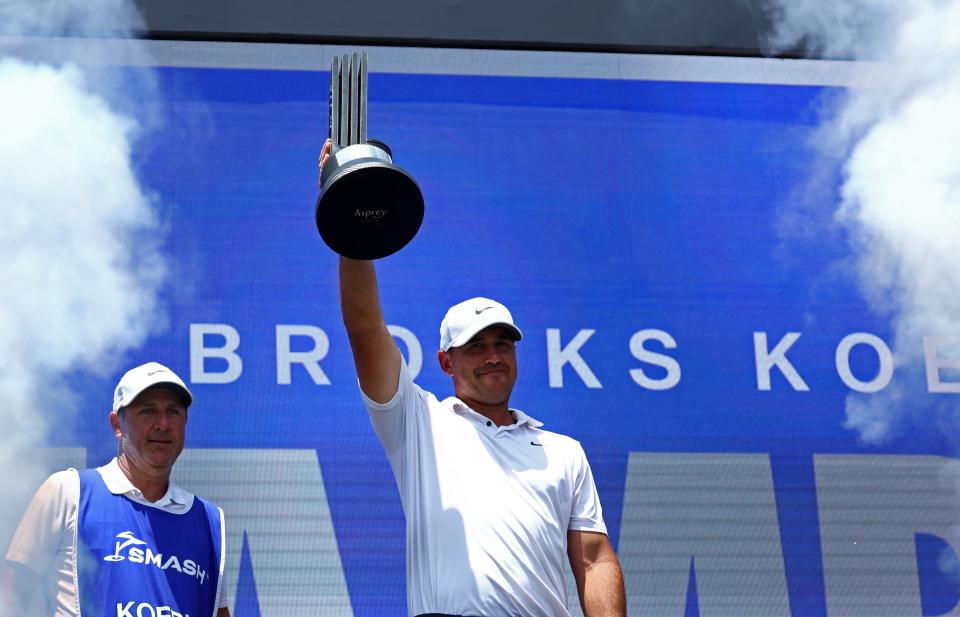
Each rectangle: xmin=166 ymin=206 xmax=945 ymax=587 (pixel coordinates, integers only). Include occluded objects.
xmin=476 ymin=363 xmax=509 ymax=375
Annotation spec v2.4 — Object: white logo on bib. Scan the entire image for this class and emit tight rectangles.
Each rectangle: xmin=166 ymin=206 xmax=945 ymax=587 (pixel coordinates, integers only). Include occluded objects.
xmin=104 ymin=531 xmax=207 ymax=585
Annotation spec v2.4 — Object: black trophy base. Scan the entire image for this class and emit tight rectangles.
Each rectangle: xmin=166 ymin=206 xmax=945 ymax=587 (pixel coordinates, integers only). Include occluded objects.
xmin=316 ymin=157 xmax=424 ymax=260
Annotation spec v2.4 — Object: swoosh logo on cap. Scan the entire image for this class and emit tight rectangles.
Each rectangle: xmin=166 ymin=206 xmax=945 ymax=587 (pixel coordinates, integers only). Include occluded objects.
xmin=147 ymin=369 xmax=165 ymax=376
xmin=475 ymin=306 xmax=495 ymax=314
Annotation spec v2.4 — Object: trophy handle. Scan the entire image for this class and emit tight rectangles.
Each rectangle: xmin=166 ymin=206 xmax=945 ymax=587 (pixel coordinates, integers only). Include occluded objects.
xmin=328 ymin=55 xmax=340 ymax=150
xmin=359 ymin=53 xmax=368 ymax=144
xmin=329 ymin=52 xmax=368 ymax=150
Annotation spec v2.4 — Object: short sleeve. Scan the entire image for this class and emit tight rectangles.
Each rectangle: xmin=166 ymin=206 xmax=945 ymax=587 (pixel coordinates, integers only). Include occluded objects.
xmin=360 ymin=358 xmax=421 ymax=457
xmin=568 ymin=445 xmax=608 ymax=534
xmin=5 ymin=470 xmax=78 ymax=575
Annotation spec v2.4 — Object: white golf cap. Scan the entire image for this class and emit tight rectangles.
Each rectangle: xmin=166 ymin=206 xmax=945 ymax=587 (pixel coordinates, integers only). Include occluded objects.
xmin=439 ymin=297 xmax=523 ymax=352
xmin=112 ymin=362 xmax=193 ymax=412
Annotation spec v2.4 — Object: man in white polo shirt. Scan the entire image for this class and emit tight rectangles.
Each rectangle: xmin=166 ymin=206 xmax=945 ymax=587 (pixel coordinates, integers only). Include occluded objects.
xmin=330 ymin=173 xmax=626 ymax=616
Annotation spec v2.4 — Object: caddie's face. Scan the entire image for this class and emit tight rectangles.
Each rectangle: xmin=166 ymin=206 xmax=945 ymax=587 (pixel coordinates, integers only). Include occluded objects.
xmin=112 ymin=387 xmax=188 ymax=473
xmin=440 ymin=326 xmax=518 ymax=408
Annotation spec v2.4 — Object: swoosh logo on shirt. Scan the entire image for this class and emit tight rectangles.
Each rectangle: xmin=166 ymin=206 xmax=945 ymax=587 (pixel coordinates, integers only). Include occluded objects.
xmin=530 ymin=441 xmax=543 ymax=446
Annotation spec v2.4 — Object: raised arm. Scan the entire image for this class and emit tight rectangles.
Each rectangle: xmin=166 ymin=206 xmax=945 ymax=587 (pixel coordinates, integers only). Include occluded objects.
xmin=322 ymin=139 xmax=402 ymax=403
xmin=567 ymin=530 xmax=626 ymax=617
xmin=339 ymin=257 xmax=401 ymax=402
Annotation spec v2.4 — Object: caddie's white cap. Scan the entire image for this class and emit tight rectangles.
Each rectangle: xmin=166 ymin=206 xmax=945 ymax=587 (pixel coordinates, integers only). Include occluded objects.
xmin=439 ymin=297 xmax=523 ymax=352
xmin=112 ymin=362 xmax=193 ymax=412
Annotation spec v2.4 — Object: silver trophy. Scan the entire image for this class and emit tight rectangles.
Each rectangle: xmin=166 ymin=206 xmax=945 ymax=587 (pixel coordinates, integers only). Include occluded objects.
xmin=315 ymin=52 xmax=424 ymax=260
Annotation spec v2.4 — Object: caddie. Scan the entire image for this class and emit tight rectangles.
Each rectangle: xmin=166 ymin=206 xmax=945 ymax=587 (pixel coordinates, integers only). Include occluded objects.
xmin=2 ymin=362 xmax=230 ymax=617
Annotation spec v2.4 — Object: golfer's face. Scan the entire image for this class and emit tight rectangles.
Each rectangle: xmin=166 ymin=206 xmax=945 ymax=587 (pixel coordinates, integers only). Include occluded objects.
xmin=447 ymin=326 xmax=518 ymax=407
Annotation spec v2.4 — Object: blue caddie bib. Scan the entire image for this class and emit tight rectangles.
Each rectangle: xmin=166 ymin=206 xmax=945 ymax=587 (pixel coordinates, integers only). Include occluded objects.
xmin=77 ymin=469 xmax=223 ymax=617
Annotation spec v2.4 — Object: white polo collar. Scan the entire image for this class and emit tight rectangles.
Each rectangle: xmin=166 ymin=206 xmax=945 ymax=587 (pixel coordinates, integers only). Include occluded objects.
xmin=448 ymin=398 xmax=544 ymax=430
xmin=98 ymin=457 xmax=195 ymax=513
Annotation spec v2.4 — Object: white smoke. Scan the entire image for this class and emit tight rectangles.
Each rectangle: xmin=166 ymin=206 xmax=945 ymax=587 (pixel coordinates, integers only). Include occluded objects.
xmin=765 ymin=0 xmax=960 ymax=443
xmin=0 ymin=0 xmax=167 ymax=591
xmin=0 ymin=0 xmax=145 ymax=38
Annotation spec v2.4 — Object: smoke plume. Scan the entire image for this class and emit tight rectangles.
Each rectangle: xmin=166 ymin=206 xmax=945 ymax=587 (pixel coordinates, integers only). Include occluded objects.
xmin=765 ymin=0 xmax=960 ymax=444
xmin=0 ymin=0 xmax=167 ymax=576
